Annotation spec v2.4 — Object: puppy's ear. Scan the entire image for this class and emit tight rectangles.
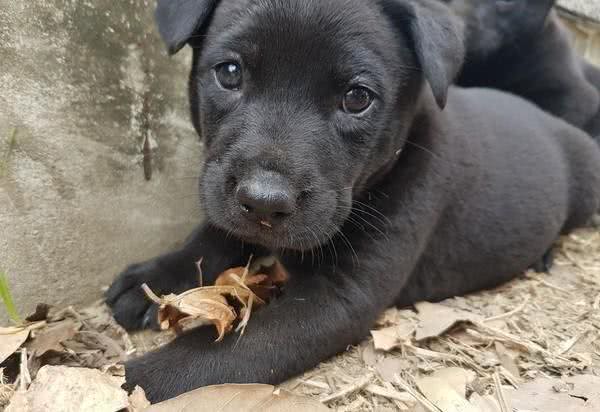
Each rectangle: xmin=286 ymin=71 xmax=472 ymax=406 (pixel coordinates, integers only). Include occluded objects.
xmin=155 ymin=0 xmax=219 ymax=55
xmin=382 ymin=0 xmax=464 ymax=108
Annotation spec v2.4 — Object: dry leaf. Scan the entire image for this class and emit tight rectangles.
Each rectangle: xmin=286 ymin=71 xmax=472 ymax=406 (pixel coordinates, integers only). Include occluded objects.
xmin=25 ymin=304 xmax=51 ymax=323
xmin=5 ymin=365 xmax=128 ymax=412
xmin=142 ymin=257 xmax=288 ymax=341
xmin=415 ymin=372 xmax=479 ymax=412
xmin=143 ymin=286 xmax=237 ymax=341
xmin=375 ymin=357 xmax=409 ymax=383
xmin=129 ymin=386 xmax=151 ymax=411
xmin=26 ymin=320 xmax=79 ymax=357
xmin=146 ymin=384 xmax=330 ymax=412
xmin=0 ymin=329 xmax=30 ymax=365
xmin=468 ymin=393 xmax=502 ymax=412
xmin=415 ymin=302 xmax=483 ymax=341
xmin=0 ymin=322 xmax=45 ymax=364
xmin=494 ymin=342 xmax=520 ymax=379
xmin=361 ymin=343 xmax=379 ymax=366
xmin=428 ymin=367 xmax=476 ymax=397
xmin=371 ymin=321 xmax=415 ymax=351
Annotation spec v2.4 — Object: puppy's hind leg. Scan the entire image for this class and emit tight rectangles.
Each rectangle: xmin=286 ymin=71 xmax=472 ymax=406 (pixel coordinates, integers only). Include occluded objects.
xmin=530 ymin=247 xmax=555 ymax=273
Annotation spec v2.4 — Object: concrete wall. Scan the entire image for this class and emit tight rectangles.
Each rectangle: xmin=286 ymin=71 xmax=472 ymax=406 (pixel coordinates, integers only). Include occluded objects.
xmin=559 ymin=11 xmax=600 ymax=66
xmin=0 ymin=1 xmax=203 ymax=323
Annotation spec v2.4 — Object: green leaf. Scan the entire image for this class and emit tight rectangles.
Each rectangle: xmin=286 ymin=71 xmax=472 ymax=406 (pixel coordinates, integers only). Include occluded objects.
xmin=0 ymin=271 xmax=21 ymax=323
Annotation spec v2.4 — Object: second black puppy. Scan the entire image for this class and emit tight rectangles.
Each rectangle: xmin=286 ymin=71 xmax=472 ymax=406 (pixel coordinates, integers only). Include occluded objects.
xmin=106 ymin=0 xmax=600 ymax=402
xmin=449 ymin=0 xmax=600 ymax=140
xmin=584 ymin=61 xmax=600 ymax=137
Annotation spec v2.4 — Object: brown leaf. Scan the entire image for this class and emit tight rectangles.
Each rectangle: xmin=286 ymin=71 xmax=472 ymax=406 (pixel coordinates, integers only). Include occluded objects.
xmin=129 ymin=386 xmax=151 ymax=411
xmin=5 ymin=365 xmax=128 ymax=412
xmin=494 ymin=342 xmax=520 ymax=379
xmin=144 ymin=286 xmax=237 ymax=341
xmin=142 ymin=257 xmax=288 ymax=341
xmin=146 ymin=384 xmax=330 ymax=412
xmin=428 ymin=367 xmax=476 ymax=397
xmin=361 ymin=342 xmax=379 ymax=366
xmin=414 ymin=302 xmax=483 ymax=341
xmin=0 ymin=322 xmax=45 ymax=364
xmin=375 ymin=357 xmax=409 ymax=383
xmin=26 ymin=320 xmax=79 ymax=357
xmin=25 ymin=304 xmax=51 ymax=323
xmin=0 ymin=329 xmax=30 ymax=365
xmin=371 ymin=321 xmax=415 ymax=351
xmin=468 ymin=393 xmax=502 ymax=412
xmin=415 ymin=371 xmax=479 ymax=412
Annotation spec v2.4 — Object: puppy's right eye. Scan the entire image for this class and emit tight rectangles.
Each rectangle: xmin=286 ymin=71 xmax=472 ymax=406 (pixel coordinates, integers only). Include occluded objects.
xmin=214 ymin=62 xmax=243 ymax=91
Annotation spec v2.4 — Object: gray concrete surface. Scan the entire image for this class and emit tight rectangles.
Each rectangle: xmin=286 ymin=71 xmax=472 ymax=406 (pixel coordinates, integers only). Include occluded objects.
xmin=0 ymin=1 xmax=203 ymax=324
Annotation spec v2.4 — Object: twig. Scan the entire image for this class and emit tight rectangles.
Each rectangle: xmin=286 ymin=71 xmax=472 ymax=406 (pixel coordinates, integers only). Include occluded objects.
xmin=484 ymin=296 xmax=530 ymax=322
xmin=18 ymin=349 xmax=31 ymax=392
xmin=235 ymin=293 xmax=254 ymax=335
xmin=393 ymin=374 xmax=441 ymax=412
xmin=141 ymin=284 xmax=162 ymax=304
xmin=537 ymin=278 xmax=572 ymax=294
xmin=473 ymin=322 xmax=570 ymax=362
xmin=493 ymin=370 xmax=511 ymax=412
xmin=196 ymin=257 xmax=204 ymax=287
xmin=240 ymin=254 xmax=254 ymax=284
xmin=300 ymin=379 xmax=330 ymax=390
xmin=365 ymin=383 xmax=413 ymax=402
xmin=558 ymin=329 xmax=592 ymax=355
xmin=320 ymin=373 xmax=374 ymax=403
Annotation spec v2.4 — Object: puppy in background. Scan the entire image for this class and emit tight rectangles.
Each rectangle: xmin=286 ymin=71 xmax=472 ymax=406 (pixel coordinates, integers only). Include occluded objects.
xmin=584 ymin=62 xmax=600 ymax=136
xmin=448 ymin=0 xmax=600 ymax=140
xmin=106 ymin=0 xmax=600 ymax=402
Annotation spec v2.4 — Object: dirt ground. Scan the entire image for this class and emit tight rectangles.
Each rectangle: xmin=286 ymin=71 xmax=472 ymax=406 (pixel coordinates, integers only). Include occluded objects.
xmin=2 ymin=226 xmax=599 ymax=411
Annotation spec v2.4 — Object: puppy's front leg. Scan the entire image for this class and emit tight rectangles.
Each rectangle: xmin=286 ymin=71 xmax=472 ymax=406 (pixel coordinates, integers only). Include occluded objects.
xmin=106 ymin=224 xmax=259 ymax=330
xmin=123 ymin=257 xmax=406 ymax=403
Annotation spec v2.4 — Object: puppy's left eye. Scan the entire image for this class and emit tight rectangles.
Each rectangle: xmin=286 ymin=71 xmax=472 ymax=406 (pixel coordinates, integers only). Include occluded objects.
xmin=342 ymin=87 xmax=374 ymax=114
xmin=214 ymin=62 xmax=243 ymax=90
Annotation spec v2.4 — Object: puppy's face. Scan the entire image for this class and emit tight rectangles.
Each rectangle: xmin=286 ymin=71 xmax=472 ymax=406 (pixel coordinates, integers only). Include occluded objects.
xmin=196 ymin=0 xmax=412 ymax=250
xmin=449 ymin=0 xmax=555 ymax=59
xmin=156 ymin=0 xmax=463 ymax=251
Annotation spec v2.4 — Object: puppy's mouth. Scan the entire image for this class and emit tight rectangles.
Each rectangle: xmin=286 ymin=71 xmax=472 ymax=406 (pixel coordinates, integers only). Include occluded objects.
xmin=221 ymin=208 xmax=341 ymax=252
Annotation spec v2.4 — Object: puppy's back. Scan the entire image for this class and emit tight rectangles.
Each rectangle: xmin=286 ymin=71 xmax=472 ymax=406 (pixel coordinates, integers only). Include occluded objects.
xmin=447 ymin=87 xmax=600 ymax=232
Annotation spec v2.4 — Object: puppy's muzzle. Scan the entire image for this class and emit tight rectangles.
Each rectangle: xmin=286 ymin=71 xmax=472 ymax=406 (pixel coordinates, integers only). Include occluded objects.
xmin=236 ymin=170 xmax=296 ymax=227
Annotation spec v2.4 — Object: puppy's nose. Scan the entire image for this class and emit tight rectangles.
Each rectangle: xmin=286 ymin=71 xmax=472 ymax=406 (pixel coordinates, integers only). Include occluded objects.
xmin=236 ymin=172 xmax=295 ymax=223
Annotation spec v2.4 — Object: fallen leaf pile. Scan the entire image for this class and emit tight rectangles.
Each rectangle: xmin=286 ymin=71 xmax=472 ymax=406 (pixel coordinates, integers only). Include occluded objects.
xmin=142 ymin=256 xmax=288 ymax=340
xmin=0 ymin=302 xmax=133 ymax=409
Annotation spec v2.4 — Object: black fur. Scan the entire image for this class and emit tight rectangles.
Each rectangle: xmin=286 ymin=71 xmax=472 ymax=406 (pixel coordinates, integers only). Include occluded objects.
xmin=106 ymin=0 xmax=600 ymax=402
xmin=584 ymin=61 xmax=600 ymax=137
xmin=448 ymin=0 xmax=600 ymax=141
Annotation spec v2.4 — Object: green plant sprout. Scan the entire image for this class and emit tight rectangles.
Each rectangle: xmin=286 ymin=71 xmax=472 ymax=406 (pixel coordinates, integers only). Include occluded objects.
xmin=0 ymin=270 xmax=21 ymax=324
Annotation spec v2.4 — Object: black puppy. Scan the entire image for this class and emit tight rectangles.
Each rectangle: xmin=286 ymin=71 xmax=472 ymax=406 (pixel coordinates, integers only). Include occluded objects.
xmin=449 ymin=0 xmax=600 ymax=140
xmin=106 ymin=0 xmax=600 ymax=402
xmin=584 ymin=61 xmax=600 ymax=137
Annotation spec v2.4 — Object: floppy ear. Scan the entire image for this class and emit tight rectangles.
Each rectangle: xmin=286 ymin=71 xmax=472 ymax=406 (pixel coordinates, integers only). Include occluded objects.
xmin=155 ymin=0 xmax=220 ymax=55
xmin=381 ymin=0 xmax=465 ymax=108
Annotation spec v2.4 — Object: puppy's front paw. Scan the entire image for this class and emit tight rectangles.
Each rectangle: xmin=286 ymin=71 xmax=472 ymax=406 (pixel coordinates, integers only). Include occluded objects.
xmin=106 ymin=259 xmax=194 ymax=331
